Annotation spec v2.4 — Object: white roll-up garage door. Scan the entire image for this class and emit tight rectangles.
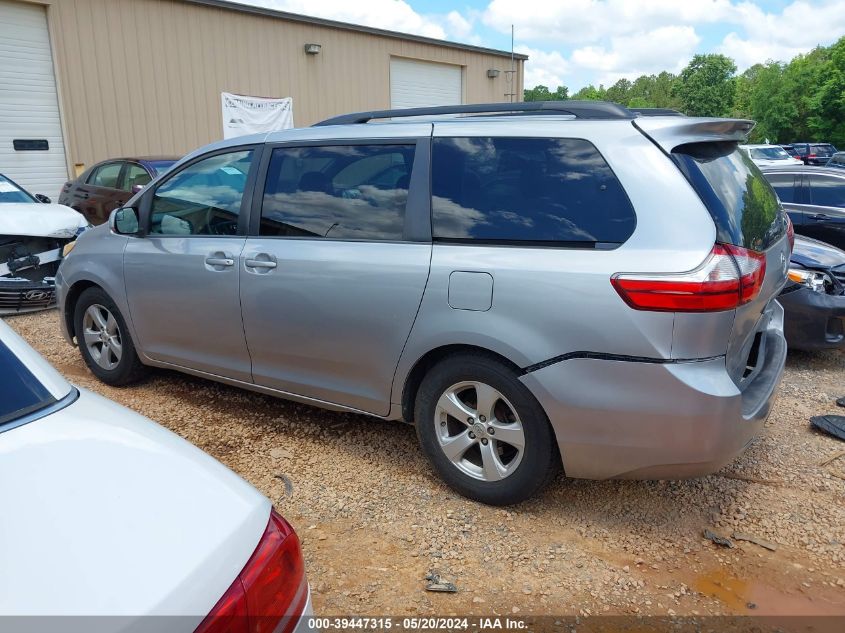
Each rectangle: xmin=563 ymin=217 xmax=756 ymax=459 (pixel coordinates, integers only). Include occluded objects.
xmin=390 ymin=58 xmax=463 ymax=110
xmin=0 ymin=0 xmax=67 ymax=199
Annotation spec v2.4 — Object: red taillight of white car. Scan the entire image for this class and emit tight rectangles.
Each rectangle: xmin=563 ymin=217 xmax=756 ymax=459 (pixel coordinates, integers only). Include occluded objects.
xmin=196 ymin=510 xmax=307 ymax=633
xmin=611 ymin=243 xmax=766 ymax=312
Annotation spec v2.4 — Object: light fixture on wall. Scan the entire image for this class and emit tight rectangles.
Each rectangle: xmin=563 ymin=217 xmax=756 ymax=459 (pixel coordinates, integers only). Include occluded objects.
xmin=304 ymin=43 xmax=322 ymax=55
xmin=487 ymin=69 xmax=500 ymax=79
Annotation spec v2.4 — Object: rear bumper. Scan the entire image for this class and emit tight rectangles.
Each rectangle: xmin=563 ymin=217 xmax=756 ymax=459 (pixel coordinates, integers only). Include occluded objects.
xmin=779 ymin=285 xmax=845 ymax=350
xmin=521 ymin=316 xmax=787 ymax=480
xmin=0 ymin=277 xmax=57 ymax=315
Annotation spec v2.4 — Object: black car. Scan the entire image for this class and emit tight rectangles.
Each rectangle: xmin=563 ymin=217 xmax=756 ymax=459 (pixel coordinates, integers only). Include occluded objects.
xmin=762 ymin=166 xmax=845 ymax=250
xmin=780 ymin=144 xmax=800 ymax=159
xmin=790 ymin=142 xmax=837 ymax=166
xmin=780 ymin=235 xmax=845 ymax=350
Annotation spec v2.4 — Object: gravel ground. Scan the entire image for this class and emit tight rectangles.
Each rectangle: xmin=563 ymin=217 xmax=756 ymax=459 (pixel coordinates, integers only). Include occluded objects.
xmin=5 ymin=310 xmax=845 ymax=618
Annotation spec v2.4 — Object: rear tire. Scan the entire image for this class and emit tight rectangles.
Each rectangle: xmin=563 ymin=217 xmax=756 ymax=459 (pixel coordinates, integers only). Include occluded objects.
xmin=74 ymin=287 xmax=148 ymax=386
xmin=415 ymin=353 xmax=559 ymax=506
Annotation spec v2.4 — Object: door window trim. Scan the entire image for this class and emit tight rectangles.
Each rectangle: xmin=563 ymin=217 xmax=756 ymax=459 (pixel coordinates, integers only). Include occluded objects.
xmin=137 ymin=144 xmax=265 ymax=238
xmin=248 ymin=138 xmax=432 ymax=243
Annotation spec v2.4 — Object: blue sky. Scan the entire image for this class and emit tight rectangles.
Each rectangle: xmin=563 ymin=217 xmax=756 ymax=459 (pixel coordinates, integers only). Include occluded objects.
xmin=247 ymin=1 xmax=845 ymax=91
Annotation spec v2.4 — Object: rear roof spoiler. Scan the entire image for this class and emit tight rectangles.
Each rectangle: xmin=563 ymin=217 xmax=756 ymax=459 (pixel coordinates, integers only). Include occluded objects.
xmin=633 ymin=117 xmax=755 ymax=153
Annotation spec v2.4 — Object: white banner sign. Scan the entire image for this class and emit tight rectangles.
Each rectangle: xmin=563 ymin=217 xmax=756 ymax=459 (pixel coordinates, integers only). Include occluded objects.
xmin=221 ymin=92 xmax=294 ymax=139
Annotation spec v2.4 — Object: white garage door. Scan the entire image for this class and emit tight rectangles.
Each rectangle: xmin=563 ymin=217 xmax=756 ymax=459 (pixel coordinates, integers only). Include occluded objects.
xmin=390 ymin=58 xmax=463 ymax=110
xmin=0 ymin=0 xmax=67 ymax=199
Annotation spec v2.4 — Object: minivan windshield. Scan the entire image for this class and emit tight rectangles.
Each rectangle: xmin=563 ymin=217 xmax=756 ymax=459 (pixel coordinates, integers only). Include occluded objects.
xmin=0 ymin=339 xmax=56 ymax=428
xmin=673 ymin=142 xmax=786 ymax=251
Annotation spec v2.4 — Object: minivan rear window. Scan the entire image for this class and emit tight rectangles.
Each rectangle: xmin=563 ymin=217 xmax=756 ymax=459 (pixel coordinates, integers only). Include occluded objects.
xmin=672 ymin=142 xmax=785 ymax=251
xmin=431 ymin=137 xmax=636 ymax=246
xmin=0 ymin=340 xmax=56 ymax=427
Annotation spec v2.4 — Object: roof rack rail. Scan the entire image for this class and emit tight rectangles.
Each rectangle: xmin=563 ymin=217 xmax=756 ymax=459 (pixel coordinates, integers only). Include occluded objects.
xmin=630 ymin=108 xmax=684 ymax=117
xmin=313 ymin=100 xmax=635 ymax=126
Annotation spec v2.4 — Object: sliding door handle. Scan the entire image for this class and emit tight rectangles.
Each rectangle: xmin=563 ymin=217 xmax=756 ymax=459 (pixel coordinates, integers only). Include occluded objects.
xmin=245 ymin=258 xmax=277 ymax=269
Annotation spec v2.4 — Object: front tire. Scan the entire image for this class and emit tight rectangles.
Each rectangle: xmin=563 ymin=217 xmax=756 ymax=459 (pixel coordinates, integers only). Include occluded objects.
xmin=415 ymin=353 xmax=559 ymax=505
xmin=74 ymin=287 xmax=148 ymax=386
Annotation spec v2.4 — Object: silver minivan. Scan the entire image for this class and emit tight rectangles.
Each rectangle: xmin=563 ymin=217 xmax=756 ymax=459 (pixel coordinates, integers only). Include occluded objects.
xmin=57 ymin=102 xmax=791 ymax=505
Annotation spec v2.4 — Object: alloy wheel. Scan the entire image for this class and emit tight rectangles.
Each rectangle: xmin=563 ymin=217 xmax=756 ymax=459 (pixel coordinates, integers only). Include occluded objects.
xmin=82 ymin=304 xmax=123 ymax=371
xmin=434 ymin=380 xmax=526 ymax=482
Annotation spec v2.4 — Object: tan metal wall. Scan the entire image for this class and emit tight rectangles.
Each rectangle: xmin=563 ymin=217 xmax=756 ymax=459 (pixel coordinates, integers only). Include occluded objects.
xmin=33 ymin=0 xmax=523 ymax=172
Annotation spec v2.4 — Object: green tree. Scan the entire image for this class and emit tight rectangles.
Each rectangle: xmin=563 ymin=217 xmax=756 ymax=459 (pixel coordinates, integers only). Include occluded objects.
xmin=605 ymin=78 xmax=632 ymax=104
xmin=745 ymin=62 xmax=795 ymax=143
xmin=808 ymin=36 xmax=845 ymax=146
xmin=571 ymin=84 xmax=607 ymax=100
xmin=523 ymin=84 xmax=569 ymax=101
xmin=674 ymin=54 xmax=737 ymax=116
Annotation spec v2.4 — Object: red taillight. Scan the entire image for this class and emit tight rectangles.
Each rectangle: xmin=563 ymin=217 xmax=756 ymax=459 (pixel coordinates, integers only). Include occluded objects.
xmin=807 ymin=153 xmax=816 ymax=159
xmin=196 ymin=510 xmax=307 ymax=633
xmin=786 ymin=215 xmax=795 ymax=252
xmin=611 ymin=243 xmax=766 ymax=312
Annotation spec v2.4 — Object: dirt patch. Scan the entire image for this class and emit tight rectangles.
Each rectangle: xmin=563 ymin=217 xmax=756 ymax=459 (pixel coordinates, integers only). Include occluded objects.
xmin=5 ymin=310 xmax=845 ymax=618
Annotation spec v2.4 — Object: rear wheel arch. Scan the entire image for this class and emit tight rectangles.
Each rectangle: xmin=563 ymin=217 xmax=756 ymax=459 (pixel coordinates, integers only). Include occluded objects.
xmin=401 ymin=344 xmax=525 ymax=423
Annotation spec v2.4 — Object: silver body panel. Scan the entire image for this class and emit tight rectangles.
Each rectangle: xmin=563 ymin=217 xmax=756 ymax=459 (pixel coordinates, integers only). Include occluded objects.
xmin=239 ymin=239 xmax=430 ymax=415
xmin=57 ymin=113 xmax=790 ymax=480
xmin=124 ymin=235 xmax=253 ymax=382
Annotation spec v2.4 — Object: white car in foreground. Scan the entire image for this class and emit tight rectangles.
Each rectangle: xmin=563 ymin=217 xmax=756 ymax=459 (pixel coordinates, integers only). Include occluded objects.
xmin=740 ymin=144 xmax=802 ymax=167
xmin=1 ymin=173 xmax=88 ymax=315
xmin=0 ymin=319 xmax=313 ymax=632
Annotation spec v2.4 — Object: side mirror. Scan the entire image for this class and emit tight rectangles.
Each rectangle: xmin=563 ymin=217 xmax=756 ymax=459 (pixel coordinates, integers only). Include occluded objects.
xmin=131 ymin=184 xmax=145 ymax=194
xmin=110 ymin=207 xmax=140 ymax=235
xmin=35 ymin=194 xmax=51 ymax=203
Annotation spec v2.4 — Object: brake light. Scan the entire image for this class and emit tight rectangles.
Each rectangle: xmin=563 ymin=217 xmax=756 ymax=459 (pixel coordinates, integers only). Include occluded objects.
xmin=611 ymin=243 xmax=766 ymax=312
xmin=195 ymin=510 xmax=307 ymax=633
xmin=808 ymin=153 xmax=816 ymax=159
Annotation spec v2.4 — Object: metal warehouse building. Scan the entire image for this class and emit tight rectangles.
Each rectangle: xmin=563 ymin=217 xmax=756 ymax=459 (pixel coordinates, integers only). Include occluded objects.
xmin=0 ymin=0 xmax=526 ymax=197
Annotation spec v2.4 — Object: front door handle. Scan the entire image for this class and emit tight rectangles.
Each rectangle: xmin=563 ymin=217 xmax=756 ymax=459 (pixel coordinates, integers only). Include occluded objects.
xmin=206 ymin=257 xmax=234 ymax=266
xmin=808 ymin=213 xmax=830 ymax=221
xmin=245 ymin=258 xmax=277 ymax=269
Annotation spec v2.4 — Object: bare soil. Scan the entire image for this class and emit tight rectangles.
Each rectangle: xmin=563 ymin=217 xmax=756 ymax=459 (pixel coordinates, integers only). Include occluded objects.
xmin=5 ymin=311 xmax=845 ymax=619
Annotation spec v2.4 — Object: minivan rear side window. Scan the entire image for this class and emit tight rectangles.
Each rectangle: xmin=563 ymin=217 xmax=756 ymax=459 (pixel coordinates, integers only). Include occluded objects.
xmin=431 ymin=137 xmax=636 ymax=246
xmin=673 ymin=142 xmax=785 ymax=251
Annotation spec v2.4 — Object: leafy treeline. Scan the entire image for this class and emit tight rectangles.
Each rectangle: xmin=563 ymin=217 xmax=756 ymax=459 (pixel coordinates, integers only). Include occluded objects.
xmin=523 ymin=36 xmax=845 ymax=146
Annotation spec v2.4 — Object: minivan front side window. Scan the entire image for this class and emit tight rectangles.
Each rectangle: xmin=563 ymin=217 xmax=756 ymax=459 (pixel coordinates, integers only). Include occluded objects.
xmin=149 ymin=150 xmax=254 ymax=236
xmin=430 ymin=137 xmax=636 ymax=245
xmin=260 ymin=144 xmax=415 ymax=241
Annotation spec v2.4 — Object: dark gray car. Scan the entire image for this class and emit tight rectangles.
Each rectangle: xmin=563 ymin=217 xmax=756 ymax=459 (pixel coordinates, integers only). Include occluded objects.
xmin=763 ymin=165 xmax=845 ymax=251
xmin=56 ymin=102 xmax=791 ymax=505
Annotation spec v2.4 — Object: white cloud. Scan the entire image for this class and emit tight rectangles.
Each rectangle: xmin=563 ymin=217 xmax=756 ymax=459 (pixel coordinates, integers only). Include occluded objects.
xmin=247 ymin=0 xmax=447 ymax=39
xmin=445 ymin=10 xmax=473 ymax=39
xmin=483 ymin=0 xmax=736 ymax=44
xmin=514 ymin=45 xmax=570 ymax=90
xmin=717 ymin=0 xmax=845 ymax=69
